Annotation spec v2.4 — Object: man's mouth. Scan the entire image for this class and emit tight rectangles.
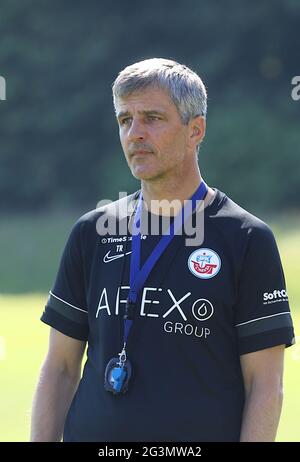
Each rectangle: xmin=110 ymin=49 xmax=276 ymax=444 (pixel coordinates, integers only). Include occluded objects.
xmin=131 ymin=150 xmax=153 ymax=157
xmin=132 ymin=149 xmax=151 ymax=156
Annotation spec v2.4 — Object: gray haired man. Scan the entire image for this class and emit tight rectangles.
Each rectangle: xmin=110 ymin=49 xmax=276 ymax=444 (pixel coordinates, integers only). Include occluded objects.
xmin=31 ymin=58 xmax=295 ymax=442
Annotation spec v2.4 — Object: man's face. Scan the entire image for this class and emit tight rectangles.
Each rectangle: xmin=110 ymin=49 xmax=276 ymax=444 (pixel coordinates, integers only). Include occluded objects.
xmin=115 ymin=86 xmax=195 ymax=181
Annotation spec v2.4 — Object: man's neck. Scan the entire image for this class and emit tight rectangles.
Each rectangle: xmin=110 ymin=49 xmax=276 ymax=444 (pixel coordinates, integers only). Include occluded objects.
xmin=141 ymin=173 xmax=215 ymax=216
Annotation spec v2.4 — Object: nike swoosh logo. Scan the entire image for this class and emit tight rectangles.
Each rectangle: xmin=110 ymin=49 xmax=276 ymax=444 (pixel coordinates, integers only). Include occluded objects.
xmin=103 ymin=250 xmax=132 ymax=263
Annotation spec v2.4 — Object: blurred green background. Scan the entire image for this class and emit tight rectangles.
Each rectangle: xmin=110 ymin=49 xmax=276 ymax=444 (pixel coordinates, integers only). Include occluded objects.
xmin=0 ymin=0 xmax=299 ymax=441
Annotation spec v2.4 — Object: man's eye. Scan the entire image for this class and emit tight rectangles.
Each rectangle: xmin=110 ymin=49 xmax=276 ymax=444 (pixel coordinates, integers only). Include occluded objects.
xmin=120 ymin=118 xmax=131 ymax=126
xmin=148 ymin=115 xmax=160 ymax=121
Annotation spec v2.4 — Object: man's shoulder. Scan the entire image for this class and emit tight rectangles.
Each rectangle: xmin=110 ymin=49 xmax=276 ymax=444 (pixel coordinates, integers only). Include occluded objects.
xmin=70 ymin=190 xmax=139 ymax=237
xmin=213 ymin=189 xmax=274 ymax=240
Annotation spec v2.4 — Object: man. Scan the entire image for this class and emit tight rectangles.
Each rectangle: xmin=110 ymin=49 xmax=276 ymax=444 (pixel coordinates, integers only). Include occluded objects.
xmin=30 ymin=58 xmax=295 ymax=442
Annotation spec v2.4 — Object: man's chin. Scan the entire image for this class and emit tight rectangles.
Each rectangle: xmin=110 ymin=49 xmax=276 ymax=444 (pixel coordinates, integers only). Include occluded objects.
xmin=131 ymin=168 xmax=159 ymax=181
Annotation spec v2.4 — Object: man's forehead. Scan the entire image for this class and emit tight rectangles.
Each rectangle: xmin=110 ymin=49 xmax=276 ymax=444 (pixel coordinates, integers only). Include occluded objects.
xmin=115 ymin=87 xmax=174 ymax=113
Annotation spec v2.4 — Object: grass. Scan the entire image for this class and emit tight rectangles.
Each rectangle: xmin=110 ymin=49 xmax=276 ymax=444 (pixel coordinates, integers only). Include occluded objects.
xmin=0 ymin=219 xmax=299 ymax=442
xmin=0 ymin=294 xmax=49 ymax=441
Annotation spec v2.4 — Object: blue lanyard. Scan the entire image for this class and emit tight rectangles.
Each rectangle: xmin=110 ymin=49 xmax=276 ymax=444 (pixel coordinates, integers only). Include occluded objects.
xmin=123 ymin=180 xmax=208 ymax=345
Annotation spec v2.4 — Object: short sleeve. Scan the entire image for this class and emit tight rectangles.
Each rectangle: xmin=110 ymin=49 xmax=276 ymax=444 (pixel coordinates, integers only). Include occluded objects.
xmin=41 ymin=219 xmax=89 ymax=341
xmin=234 ymin=223 xmax=295 ymax=355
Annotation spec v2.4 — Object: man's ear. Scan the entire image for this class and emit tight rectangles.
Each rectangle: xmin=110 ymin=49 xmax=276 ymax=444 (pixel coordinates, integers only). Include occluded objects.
xmin=189 ymin=115 xmax=206 ymax=146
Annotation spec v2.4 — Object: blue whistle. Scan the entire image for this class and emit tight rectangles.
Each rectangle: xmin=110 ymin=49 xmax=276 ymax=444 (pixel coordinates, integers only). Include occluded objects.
xmin=110 ymin=366 xmax=127 ymax=392
xmin=104 ymin=357 xmax=132 ymax=394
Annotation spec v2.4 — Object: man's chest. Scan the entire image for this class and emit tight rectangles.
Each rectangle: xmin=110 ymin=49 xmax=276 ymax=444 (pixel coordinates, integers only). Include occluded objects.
xmin=86 ymin=234 xmax=239 ymax=336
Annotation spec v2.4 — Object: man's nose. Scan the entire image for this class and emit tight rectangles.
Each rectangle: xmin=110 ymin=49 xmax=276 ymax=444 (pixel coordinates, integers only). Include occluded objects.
xmin=127 ymin=119 xmax=145 ymax=141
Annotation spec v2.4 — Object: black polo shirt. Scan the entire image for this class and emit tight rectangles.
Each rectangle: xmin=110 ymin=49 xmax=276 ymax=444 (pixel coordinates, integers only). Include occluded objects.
xmin=41 ymin=188 xmax=295 ymax=442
